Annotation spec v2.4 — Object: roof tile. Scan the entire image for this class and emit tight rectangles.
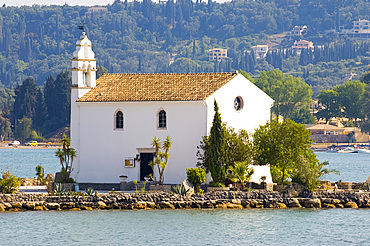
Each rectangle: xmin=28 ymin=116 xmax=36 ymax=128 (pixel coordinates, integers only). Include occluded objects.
xmin=78 ymin=73 xmax=237 ymax=102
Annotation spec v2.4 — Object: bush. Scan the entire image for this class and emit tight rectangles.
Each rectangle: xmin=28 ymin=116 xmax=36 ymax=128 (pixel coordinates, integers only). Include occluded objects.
xmin=35 ymin=165 xmax=46 ymax=185
xmin=209 ymin=181 xmax=225 ymax=187
xmin=186 ymin=167 xmax=206 ymax=192
xmin=0 ymin=170 xmax=21 ymax=194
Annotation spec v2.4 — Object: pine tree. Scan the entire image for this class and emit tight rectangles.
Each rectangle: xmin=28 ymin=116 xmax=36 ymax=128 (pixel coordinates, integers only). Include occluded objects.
xmin=11 ymin=77 xmax=38 ymax=123
xmin=207 ymin=100 xmax=226 ymax=185
xmin=43 ymin=71 xmax=71 ymax=133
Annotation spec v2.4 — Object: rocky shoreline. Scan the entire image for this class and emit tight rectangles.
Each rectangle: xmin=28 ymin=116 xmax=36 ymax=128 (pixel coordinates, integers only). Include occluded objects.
xmin=1 ymin=191 xmax=370 ymax=212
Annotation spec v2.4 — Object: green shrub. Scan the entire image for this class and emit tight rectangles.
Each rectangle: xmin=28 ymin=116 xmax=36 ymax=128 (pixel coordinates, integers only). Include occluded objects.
xmin=57 ymin=168 xmax=75 ymax=183
xmin=186 ymin=167 xmax=206 ymax=193
xmin=209 ymin=181 xmax=225 ymax=187
xmin=0 ymin=170 xmax=21 ymax=194
xmin=35 ymin=165 xmax=46 ymax=185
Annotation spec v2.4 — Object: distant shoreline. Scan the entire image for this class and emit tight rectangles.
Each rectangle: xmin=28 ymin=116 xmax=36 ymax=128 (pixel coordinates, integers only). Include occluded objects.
xmin=0 ymin=145 xmax=61 ymax=149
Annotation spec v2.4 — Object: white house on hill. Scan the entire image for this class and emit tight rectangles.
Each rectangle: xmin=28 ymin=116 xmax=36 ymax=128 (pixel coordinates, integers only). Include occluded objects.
xmin=70 ymin=33 xmax=274 ymax=185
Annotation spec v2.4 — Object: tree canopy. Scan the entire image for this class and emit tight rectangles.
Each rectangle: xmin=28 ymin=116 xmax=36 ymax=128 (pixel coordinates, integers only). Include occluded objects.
xmin=317 ymin=80 xmax=365 ymax=121
xmin=252 ymin=118 xmax=318 ymax=186
xmin=254 ymin=69 xmax=315 ymax=124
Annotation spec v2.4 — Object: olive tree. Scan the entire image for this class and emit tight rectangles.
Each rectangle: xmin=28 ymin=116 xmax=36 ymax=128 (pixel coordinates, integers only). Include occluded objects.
xmin=253 ymin=118 xmax=319 ymax=187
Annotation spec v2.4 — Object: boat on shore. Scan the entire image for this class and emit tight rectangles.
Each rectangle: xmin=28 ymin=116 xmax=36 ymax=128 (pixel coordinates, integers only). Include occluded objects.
xmin=357 ymin=148 xmax=370 ymax=154
xmin=326 ymin=148 xmax=339 ymax=153
xmin=338 ymin=147 xmax=358 ymax=153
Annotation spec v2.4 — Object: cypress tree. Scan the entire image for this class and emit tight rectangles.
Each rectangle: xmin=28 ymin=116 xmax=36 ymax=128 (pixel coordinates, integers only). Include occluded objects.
xmin=207 ymin=100 xmax=226 ymax=185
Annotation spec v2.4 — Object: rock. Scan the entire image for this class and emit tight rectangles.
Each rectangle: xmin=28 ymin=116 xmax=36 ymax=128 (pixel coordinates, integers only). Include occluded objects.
xmin=344 ymin=202 xmax=358 ymax=208
xmin=97 ymin=201 xmax=107 ymax=209
xmin=0 ymin=204 xmax=5 ymax=212
xmin=215 ymin=203 xmax=227 ymax=209
xmin=133 ymin=202 xmax=147 ymax=209
xmin=249 ymin=199 xmax=264 ymax=208
xmin=3 ymin=203 xmax=12 ymax=210
xmin=80 ymin=205 xmax=93 ymax=210
xmin=226 ymin=203 xmax=243 ymax=209
xmin=285 ymin=183 xmax=304 ymax=197
xmin=231 ymin=199 xmax=241 ymax=204
xmin=202 ymin=202 xmax=214 ymax=209
xmin=286 ymin=198 xmax=302 ymax=208
xmin=192 ymin=201 xmax=202 ymax=209
xmin=182 ymin=179 xmax=194 ymax=195
xmin=34 ymin=206 xmax=45 ymax=211
xmin=158 ymin=202 xmax=175 ymax=209
xmin=47 ymin=203 xmax=60 ymax=210
xmin=362 ymin=202 xmax=370 ymax=208
xmin=23 ymin=202 xmax=35 ymax=210
xmin=276 ymin=203 xmax=287 ymax=209
xmin=11 ymin=202 xmax=22 ymax=209
xmin=322 ymin=203 xmax=336 ymax=208
xmin=61 ymin=202 xmax=75 ymax=209
xmin=300 ymin=198 xmax=321 ymax=208
xmin=146 ymin=202 xmax=156 ymax=209
xmin=241 ymin=199 xmax=250 ymax=208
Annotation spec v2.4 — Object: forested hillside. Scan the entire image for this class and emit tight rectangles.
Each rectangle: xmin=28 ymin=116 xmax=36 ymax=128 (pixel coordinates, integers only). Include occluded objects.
xmin=0 ymin=0 xmax=369 ymax=91
xmin=1 ymin=0 xmax=370 ymax=139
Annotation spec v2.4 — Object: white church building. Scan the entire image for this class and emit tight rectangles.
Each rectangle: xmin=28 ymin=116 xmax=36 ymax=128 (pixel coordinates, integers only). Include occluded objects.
xmin=70 ymin=32 xmax=274 ymax=185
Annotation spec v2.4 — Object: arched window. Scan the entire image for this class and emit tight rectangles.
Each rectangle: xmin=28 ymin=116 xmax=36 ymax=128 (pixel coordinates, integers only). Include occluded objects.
xmin=158 ymin=110 xmax=166 ymax=129
xmin=115 ymin=111 xmax=124 ymax=129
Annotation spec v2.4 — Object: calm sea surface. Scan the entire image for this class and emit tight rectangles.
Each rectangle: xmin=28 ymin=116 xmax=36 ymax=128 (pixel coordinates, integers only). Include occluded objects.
xmin=0 ymin=149 xmax=369 ymax=245
xmin=0 ymin=148 xmax=60 ymax=178
xmin=0 ymin=149 xmax=368 ymax=182
xmin=1 ymin=209 xmax=369 ymax=245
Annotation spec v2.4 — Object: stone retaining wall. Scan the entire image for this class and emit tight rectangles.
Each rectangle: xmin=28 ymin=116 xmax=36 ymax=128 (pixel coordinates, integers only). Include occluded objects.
xmin=1 ymin=191 xmax=370 ymax=212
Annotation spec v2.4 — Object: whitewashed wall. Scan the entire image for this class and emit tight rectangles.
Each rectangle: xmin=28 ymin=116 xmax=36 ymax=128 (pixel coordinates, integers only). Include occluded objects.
xmin=205 ymin=74 xmax=273 ymax=135
xmin=71 ymin=101 xmax=207 ymax=184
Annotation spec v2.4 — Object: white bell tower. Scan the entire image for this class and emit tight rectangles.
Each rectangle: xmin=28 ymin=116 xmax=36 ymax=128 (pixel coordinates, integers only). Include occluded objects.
xmin=71 ymin=31 xmax=97 ymax=95
xmin=70 ymin=31 xmax=97 ymax=182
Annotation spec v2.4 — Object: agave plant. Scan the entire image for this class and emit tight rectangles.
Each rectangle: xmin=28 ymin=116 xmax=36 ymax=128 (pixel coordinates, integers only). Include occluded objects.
xmin=171 ymin=184 xmax=189 ymax=195
xmin=86 ymin=187 xmax=94 ymax=196
xmin=53 ymin=183 xmax=66 ymax=196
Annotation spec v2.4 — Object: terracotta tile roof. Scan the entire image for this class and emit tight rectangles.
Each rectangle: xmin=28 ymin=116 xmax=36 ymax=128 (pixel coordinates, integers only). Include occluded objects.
xmin=78 ymin=73 xmax=237 ymax=102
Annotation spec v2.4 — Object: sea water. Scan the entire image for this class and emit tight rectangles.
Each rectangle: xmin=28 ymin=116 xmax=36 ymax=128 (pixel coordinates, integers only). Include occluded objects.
xmin=316 ymin=152 xmax=370 ymax=182
xmin=0 ymin=149 xmax=369 ymax=245
xmin=0 ymin=148 xmax=60 ymax=178
xmin=0 ymin=148 xmax=368 ymax=182
xmin=1 ymin=209 xmax=369 ymax=245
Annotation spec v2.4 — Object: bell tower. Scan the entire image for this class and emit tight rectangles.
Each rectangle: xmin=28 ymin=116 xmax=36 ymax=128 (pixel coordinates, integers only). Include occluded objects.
xmin=70 ymin=31 xmax=97 ymax=182
xmin=71 ymin=31 xmax=97 ymax=96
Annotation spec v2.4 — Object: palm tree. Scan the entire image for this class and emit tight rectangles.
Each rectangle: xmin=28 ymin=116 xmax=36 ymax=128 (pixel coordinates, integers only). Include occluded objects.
xmin=150 ymin=136 xmax=172 ymax=184
xmin=55 ymin=134 xmax=76 ymax=182
xmin=150 ymin=137 xmax=161 ymax=182
xmin=158 ymin=136 xmax=172 ymax=184
xmin=228 ymin=161 xmax=254 ymax=190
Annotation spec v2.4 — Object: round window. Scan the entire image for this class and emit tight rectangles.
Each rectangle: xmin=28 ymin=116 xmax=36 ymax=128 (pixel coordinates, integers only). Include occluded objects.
xmin=234 ymin=96 xmax=244 ymax=111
